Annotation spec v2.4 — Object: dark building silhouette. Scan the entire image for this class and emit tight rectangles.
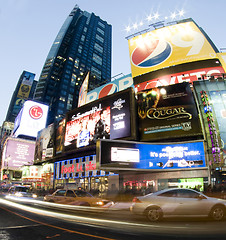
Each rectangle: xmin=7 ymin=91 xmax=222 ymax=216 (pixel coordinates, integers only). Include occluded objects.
xmin=34 ymin=5 xmax=112 ymax=125
xmin=5 ymin=70 xmax=37 ymax=123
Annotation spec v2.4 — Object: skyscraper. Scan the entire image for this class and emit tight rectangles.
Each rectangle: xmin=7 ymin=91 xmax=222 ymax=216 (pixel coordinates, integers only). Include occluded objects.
xmin=34 ymin=5 xmax=112 ymax=125
xmin=5 ymin=70 xmax=37 ymax=123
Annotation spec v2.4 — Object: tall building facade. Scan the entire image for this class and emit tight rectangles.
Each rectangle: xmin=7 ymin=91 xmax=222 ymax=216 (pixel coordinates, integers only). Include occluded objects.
xmin=34 ymin=5 xmax=112 ymax=125
xmin=5 ymin=70 xmax=37 ymax=123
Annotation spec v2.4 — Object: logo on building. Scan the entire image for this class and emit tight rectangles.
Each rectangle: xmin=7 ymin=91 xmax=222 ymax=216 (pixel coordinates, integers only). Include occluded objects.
xmin=29 ymin=106 xmax=43 ymax=119
xmin=131 ymin=39 xmax=172 ymax=67
xmin=98 ymin=83 xmax=118 ymax=99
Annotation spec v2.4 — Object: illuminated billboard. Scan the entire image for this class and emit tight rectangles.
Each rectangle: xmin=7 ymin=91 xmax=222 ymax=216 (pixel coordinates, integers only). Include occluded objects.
xmin=97 ymin=139 xmax=206 ymax=171
xmin=217 ymin=53 xmax=226 ymax=72
xmin=128 ymin=20 xmax=217 ymax=78
xmin=64 ymin=88 xmax=136 ymax=152
xmin=136 ymin=66 xmax=225 ymax=91
xmin=13 ymin=100 xmax=49 ymax=139
xmin=17 ymin=71 xmax=35 ymax=99
xmin=2 ymin=137 xmax=36 ymax=170
xmin=55 ymin=118 xmax=66 ymax=154
xmin=138 ymin=82 xmax=203 ymax=141
xmin=86 ymin=74 xmax=134 ymax=104
xmin=34 ymin=123 xmax=55 ymax=163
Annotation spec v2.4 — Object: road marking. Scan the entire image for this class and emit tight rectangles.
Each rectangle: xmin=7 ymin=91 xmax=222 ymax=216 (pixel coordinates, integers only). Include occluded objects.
xmin=0 ymin=206 xmax=116 ymax=240
xmin=0 ymin=224 xmax=40 ymax=230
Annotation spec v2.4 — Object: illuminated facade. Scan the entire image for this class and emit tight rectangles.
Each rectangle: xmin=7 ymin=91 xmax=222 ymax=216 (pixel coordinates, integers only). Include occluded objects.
xmin=34 ymin=5 xmax=112 ymax=125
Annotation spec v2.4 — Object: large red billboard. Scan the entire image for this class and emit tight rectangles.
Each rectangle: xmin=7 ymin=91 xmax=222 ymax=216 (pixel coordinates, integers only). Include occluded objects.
xmin=135 ymin=66 xmax=225 ymax=91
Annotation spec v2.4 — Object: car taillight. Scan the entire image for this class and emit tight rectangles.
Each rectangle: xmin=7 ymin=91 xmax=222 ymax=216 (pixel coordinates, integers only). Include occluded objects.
xmin=132 ymin=197 xmax=142 ymax=203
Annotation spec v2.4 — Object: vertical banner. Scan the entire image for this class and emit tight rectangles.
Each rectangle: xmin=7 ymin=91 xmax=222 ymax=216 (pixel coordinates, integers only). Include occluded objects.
xmin=77 ymin=71 xmax=90 ymax=107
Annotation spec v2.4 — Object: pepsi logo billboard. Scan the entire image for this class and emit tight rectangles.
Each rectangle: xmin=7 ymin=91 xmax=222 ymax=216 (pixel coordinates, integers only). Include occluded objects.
xmin=128 ymin=20 xmax=217 ymax=78
xmin=86 ymin=74 xmax=134 ymax=104
xmin=131 ymin=39 xmax=172 ymax=68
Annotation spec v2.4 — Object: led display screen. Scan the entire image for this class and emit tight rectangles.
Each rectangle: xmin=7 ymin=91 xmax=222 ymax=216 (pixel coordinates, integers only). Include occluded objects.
xmin=2 ymin=137 xmax=36 ymax=170
xmin=55 ymin=118 xmax=66 ymax=154
xmin=97 ymin=139 xmax=206 ymax=171
xmin=34 ymin=123 xmax=55 ymax=163
xmin=138 ymin=82 xmax=203 ymax=141
xmin=13 ymin=100 xmax=49 ymax=139
xmin=135 ymin=66 xmax=225 ymax=91
xmin=64 ymin=88 xmax=136 ymax=152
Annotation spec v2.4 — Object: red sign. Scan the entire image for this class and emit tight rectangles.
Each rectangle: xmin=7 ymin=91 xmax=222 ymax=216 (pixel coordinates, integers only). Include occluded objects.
xmin=29 ymin=106 xmax=43 ymax=119
xmin=135 ymin=67 xmax=225 ymax=91
xmin=61 ymin=162 xmax=96 ymax=174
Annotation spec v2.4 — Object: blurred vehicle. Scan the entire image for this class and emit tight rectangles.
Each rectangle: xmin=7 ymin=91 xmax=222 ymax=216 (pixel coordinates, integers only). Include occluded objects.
xmin=44 ymin=189 xmax=113 ymax=207
xmin=130 ymin=188 xmax=226 ymax=222
xmin=6 ymin=185 xmax=38 ymax=199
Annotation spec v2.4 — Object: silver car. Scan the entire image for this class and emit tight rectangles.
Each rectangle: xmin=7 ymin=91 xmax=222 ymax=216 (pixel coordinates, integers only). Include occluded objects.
xmin=130 ymin=188 xmax=226 ymax=222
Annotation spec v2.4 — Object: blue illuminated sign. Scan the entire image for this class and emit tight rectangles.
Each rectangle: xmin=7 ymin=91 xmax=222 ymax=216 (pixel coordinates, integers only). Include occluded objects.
xmin=98 ymin=140 xmax=206 ymax=170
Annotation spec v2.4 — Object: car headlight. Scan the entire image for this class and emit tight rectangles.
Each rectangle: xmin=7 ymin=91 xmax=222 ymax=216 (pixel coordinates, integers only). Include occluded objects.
xmin=15 ymin=192 xmax=23 ymax=197
xmin=32 ymin=194 xmax=38 ymax=198
xmin=96 ymin=201 xmax=104 ymax=206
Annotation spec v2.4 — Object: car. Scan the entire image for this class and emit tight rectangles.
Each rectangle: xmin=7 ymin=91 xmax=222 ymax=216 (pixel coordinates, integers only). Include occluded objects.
xmin=130 ymin=188 xmax=226 ymax=222
xmin=44 ymin=189 xmax=113 ymax=207
xmin=6 ymin=185 xmax=38 ymax=199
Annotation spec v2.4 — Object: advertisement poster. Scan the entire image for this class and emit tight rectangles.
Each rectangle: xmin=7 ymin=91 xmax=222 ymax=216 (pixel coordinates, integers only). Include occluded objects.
xmin=34 ymin=123 xmax=55 ymax=163
xmin=86 ymin=74 xmax=134 ymax=104
xmin=97 ymin=139 xmax=206 ymax=171
xmin=135 ymin=66 xmax=225 ymax=91
xmin=128 ymin=20 xmax=217 ymax=78
xmin=208 ymin=90 xmax=226 ymax=160
xmin=55 ymin=118 xmax=66 ymax=154
xmin=13 ymin=100 xmax=49 ymax=139
xmin=2 ymin=138 xmax=36 ymax=170
xmin=138 ymin=82 xmax=203 ymax=141
xmin=64 ymin=88 xmax=135 ymax=151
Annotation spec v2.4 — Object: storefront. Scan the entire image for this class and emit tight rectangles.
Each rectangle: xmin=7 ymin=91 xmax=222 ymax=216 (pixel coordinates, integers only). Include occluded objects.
xmin=122 ymin=169 xmax=209 ymax=193
xmin=22 ymin=163 xmax=54 ymax=190
xmin=54 ymin=154 xmax=118 ymax=196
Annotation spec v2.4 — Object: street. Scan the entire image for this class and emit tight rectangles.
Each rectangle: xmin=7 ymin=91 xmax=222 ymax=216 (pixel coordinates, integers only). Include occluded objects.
xmin=0 ymin=196 xmax=226 ymax=240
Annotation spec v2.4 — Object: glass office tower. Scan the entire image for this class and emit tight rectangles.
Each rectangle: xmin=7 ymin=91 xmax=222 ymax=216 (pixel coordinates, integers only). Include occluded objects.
xmin=34 ymin=5 xmax=112 ymax=125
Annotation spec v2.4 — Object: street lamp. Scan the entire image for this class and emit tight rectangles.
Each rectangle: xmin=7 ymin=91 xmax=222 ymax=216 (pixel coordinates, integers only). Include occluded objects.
xmin=5 ymin=155 xmax=10 ymax=182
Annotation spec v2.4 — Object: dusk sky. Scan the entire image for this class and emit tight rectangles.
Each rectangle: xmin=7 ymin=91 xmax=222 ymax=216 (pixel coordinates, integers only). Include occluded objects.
xmin=0 ymin=0 xmax=225 ymax=126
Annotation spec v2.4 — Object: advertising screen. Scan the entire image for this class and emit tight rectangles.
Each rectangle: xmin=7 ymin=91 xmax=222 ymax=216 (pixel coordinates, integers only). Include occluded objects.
xmin=13 ymin=100 xmax=49 ymax=139
xmin=137 ymin=82 xmax=203 ymax=141
xmin=55 ymin=118 xmax=66 ymax=154
xmin=97 ymin=139 xmax=206 ymax=170
xmin=86 ymin=74 xmax=134 ymax=104
xmin=128 ymin=20 xmax=217 ymax=78
xmin=2 ymin=138 xmax=36 ymax=170
xmin=136 ymin=66 xmax=225 ymax=91
xmin=64 ymin=88 xmax=136 ymax=151
xmin=34 ymin=123 xmax=55 ymax=163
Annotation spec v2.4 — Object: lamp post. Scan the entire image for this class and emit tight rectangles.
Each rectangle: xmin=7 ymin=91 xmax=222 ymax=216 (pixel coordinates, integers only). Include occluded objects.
xmin=5 ymin=155 xmax=10 ymax=182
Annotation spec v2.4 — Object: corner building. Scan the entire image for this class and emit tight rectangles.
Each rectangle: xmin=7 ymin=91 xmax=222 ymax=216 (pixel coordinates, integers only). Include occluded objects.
xmin=34 ymin=5 xmax=112 ymax=125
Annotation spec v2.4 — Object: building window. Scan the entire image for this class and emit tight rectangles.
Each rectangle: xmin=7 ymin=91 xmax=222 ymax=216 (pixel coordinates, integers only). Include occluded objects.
xmin=97 ymin=27 xmax=104 ymax=36
xmin=93 ymin=53 xmax=102 ymax=65
xmin=96 ymin=34 xmax=104 ymax=43
xmin=91 ymin=66 xmax=101 ymax=79
xmin=94 ymin=43 xmax=103 ymax=53
xmin=98 ymin=22 xmax=105 ymax=28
